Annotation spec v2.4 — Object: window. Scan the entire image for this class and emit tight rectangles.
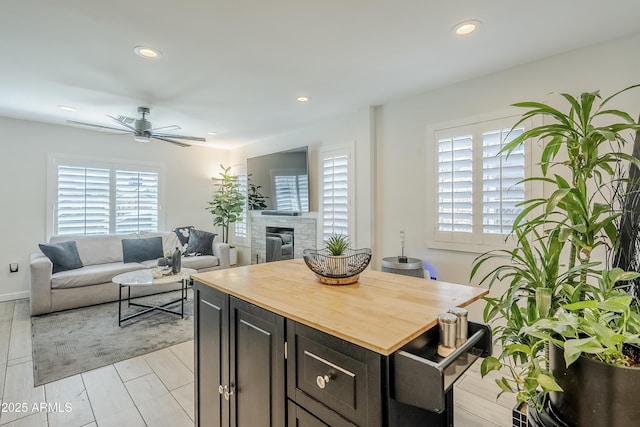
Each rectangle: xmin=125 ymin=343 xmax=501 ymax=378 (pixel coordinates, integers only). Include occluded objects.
xmin=57 ymin=166 xmax=110 ymax=235
xmin=234 ymin=168 xmax=248 ymax=240
xmin=321 ymin=149 xmax=351 ymax=241
xmin=114 ymin=170 xmax=159 ymax=234
xmin=50 ymin=155 xmax=163 ymax=236
xmin=433 ymin=116 xmax=530 ymax=250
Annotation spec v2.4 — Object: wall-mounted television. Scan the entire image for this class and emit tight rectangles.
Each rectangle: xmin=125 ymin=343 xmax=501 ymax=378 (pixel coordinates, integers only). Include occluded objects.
xmin=246 ymin=146 xmax=310 ymax=214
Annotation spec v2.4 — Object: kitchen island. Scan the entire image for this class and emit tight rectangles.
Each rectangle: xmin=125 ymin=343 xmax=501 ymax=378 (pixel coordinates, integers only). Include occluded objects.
xmin=192 ymin=259 xmax=490 ymax=427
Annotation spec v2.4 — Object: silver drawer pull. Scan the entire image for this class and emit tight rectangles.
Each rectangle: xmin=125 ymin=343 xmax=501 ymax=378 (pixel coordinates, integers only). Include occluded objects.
xmin=316 ymin=375 xmax=331 ymax=389
xmin=218 ymin=385 xmax=225 ymax=394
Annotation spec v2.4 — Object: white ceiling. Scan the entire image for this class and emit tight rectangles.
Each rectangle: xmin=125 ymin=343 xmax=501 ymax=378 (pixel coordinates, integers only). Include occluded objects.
xmin=1 ymin=1 xmax=639 ymax=149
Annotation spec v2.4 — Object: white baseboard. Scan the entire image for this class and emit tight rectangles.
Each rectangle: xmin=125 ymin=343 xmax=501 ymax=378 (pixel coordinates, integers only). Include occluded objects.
xmin=0 ymin=291 xmax=29 ymax=303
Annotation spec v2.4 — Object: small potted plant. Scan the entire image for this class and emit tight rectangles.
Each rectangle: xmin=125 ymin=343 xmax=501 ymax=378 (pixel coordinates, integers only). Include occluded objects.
xmin=325 ymin=234 xmax=350 ymax=275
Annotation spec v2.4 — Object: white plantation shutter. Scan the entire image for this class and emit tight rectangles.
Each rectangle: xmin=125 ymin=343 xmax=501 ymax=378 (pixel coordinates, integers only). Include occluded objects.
xmin=235 ymin=172 xmax=248 ymax=239
xmin=57 ymin=166 xmax=110 ymax=235
xmin=52 ymin=156 xmax=163 ymax=237
xmin=433 ymin=116 xmax=528 ymax=249
xmin=115 ymin=170 xmax=159 ymax=234
xmin=322 ymin=152 xmax=349 ymax=240
xmin=437 ymin=135 xmax=473 ymax=233
xmin=482 ymin=127 xmax=525 ymax=234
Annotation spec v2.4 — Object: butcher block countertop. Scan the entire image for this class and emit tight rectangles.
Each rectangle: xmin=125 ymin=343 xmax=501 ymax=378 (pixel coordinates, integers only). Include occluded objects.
xmin=192 ymin=259 xmax=488 ymax=356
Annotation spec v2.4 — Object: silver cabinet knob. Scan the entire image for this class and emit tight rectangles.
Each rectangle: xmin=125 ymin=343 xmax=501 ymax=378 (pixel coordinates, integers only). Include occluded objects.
xmin=316 ymin=375 xmax=331 ymax=389
xmin=218 ymin=385 xmax=225 ymax=395
xmin=224 ymin=385 xmax=235 ymax=400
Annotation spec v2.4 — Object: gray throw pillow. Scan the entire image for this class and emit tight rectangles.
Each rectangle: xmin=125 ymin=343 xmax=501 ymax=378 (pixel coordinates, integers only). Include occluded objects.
xmin=188 ymin=229 xmax=217 ymax=256
xmin=122 ymin=237 xmax=164 ymax=263
xmin=39 ymin=241 xmax=84 ymax=274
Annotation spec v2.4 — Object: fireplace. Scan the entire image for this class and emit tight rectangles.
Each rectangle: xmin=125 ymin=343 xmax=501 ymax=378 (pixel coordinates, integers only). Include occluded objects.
xmin=266 ymin=226 xmax=294 ymax=262
xmin=250 ymin=212 xmax=317 ymax=264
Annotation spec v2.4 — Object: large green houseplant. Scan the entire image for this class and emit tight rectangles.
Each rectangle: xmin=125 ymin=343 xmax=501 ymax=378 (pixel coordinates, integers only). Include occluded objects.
xmin=206 ymin=164 xmax=245 ymax=244
xmin=471 ymin=85 xmax=640 ymax=424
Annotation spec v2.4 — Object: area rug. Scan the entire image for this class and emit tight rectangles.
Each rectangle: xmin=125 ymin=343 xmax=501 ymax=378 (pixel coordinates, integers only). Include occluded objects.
xmin=31 ymin=291 xmax=193 ymax=386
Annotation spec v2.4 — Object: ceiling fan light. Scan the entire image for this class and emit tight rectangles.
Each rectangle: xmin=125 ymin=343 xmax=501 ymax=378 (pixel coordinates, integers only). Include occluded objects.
xmin=134 ymin=135 xmax=151 ymax=143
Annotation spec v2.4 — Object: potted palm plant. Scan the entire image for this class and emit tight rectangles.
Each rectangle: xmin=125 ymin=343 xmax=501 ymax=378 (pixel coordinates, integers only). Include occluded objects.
xmin=206 ymin=165 xmax=245 ymax=264
xmin=472 ymin=85 xmax=640 ymax=426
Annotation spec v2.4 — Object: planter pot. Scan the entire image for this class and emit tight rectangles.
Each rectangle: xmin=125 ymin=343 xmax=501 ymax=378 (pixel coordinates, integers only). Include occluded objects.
xmin=229 ymin=247 xmax=238 ymax=265
xmin=549 ymin=343 xmax=640 ymax=427
xmin=512 ymin=402 xmax=528 ymax=427
xmin=326 ymin=254 xmax=348 ymax=276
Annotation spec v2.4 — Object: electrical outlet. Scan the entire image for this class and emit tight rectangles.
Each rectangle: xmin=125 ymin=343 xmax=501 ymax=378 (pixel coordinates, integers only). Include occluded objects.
xmin=9 ymin=262 xmax=18 ymax=273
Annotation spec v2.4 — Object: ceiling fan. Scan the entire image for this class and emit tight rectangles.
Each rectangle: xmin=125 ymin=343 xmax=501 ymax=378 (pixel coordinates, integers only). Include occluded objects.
xmin=67 ymin=106 xmax=205 ymax=148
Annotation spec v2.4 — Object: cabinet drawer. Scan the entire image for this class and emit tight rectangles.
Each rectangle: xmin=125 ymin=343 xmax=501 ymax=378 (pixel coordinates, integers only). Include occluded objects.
xmin=287 ymin=321 xmax=382 ymax=427
xmin=392 ymin=321 xmax=492 ymax=413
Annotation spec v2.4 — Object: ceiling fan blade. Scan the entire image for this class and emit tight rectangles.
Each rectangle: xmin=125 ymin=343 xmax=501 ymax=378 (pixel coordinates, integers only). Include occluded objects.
xmin=106 ymin=115 xmax=136 ymax=131
xmin=152 ymin=135 xmax=192 ymax=148
xmin=151 ymin=133 xmax=206 ymax=142
xmin=67 ymin=120 xmax=133 ymax=134
xmin=149 ymin=124 xmax=181 ymax=132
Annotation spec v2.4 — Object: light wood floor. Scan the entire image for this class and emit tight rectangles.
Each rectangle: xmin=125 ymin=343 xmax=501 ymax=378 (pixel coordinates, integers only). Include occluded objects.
xmin=0 ymin=299 xmax=514 ymax=426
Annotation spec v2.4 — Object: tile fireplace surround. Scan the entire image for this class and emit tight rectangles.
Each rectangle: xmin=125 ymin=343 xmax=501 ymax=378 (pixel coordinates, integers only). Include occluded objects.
xmin=250 ymin=212 xmax=317 ymax=264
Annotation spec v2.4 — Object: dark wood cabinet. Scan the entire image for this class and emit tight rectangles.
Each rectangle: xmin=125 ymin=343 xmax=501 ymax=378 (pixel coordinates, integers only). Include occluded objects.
xmin=194 ymin=282 xmax=227 ymax=427
xmin=194 ymin=282 xmax=285 ymax=427
xmin=193 ymin=262 xmax=491 ymax=427
xmin=286 ymin=321 xmax=382 ymax=427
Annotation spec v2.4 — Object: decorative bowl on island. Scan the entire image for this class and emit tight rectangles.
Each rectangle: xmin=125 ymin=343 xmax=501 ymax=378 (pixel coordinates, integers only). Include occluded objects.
xmin=302 ymin=248 xmax=372 ymax=285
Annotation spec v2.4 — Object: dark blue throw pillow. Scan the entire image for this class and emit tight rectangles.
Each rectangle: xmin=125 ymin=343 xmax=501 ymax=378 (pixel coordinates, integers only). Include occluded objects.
xmin=122 ymin=237 xmax=164 ymax=263
xmin=173 ymin=226 xmax=194 ymax=253
xmin=188 ymin=229 xmax=217 ymax=256
xmin=39 ymin=241 xmax=84 ymax=274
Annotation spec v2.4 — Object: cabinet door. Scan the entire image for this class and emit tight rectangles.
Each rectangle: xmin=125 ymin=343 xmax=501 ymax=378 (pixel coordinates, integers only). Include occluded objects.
xmin=288 ymin=400 xmax=330 ymax=427
xmin=229 ymin=296 xmax=285 ymax=427
xmin=194 ymin=283 xmax=229 ymax=427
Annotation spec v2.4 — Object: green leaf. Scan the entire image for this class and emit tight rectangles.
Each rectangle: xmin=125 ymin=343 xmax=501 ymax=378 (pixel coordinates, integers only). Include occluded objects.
xmin=496 ymin=377 xmax=514 ymax=393
xmin=537 ymin=373 xmax=563 ymax=392
xmin=480 ymin=356 xmax=502 ymax=377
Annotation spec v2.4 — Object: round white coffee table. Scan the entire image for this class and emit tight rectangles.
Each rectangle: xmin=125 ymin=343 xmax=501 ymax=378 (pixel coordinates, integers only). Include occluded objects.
xmin=112 ymin=268 xmax=197 ymax=326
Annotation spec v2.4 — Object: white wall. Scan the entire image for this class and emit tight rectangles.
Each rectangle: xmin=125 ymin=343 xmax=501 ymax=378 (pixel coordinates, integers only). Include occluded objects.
xmin=0 ymin=117 xmax=227 ymax=300
xmin=375 ymin=32 xmax=640 ymax=319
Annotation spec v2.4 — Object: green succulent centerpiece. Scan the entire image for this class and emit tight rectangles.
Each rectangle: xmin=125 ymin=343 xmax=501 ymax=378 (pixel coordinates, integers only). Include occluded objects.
xmin=325 ymin=234 xmax=350 ymax=256
xmin=302 ymin=234 xmax=372 ymax=285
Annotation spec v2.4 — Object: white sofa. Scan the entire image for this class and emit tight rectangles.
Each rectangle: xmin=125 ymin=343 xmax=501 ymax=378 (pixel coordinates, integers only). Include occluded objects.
xmin=30 ymin=231 xmax=230 ymax=316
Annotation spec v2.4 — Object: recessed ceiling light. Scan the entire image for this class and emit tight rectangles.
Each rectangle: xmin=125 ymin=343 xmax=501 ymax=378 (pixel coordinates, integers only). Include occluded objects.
xmin=133 ymin=46 xmax=163 ymax=59
xmin=57 ymin=105 xmax=76 ymax=112
xmin=207 ymin=132 xmax=217 ymax=136
xmin=453 ymin=20 xmax=480 ymax=36
xmin=296 ymin=96 xmax=311 ymax=103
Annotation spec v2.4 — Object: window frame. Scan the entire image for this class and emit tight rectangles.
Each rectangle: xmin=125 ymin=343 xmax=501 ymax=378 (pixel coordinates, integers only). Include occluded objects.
xmin=231 ymin=163 xmax=248 ymax=245
xmin=427 ymin=112 xmax=541 ymax=253
xmin=47 ymin=153 xmax=166 ymax=238
xmin=319 ymin=146 xmax=354 ymax=243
